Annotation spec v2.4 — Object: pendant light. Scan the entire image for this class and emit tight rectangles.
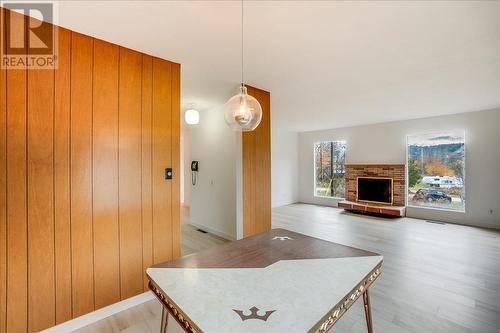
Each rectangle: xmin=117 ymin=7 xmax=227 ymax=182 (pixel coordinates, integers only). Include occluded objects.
xmin=223 ymin=0 xmax=263 ymax=132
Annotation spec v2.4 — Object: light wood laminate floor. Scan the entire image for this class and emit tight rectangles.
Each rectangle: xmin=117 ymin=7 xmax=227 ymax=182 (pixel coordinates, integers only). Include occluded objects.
xmin=180 ymin=206 xmax=228 ymax=256
xmin=72 ymin=204 xmax=500 ymax=333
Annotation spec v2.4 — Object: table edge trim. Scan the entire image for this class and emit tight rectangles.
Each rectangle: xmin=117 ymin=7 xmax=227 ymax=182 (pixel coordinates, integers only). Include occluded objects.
xmin=310 ymin=260 xmax=383 ymax=333
xmin=148 ymin=279 xmax=202 ymax=333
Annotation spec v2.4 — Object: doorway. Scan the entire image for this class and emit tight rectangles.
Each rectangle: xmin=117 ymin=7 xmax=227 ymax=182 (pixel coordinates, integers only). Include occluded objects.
xmin=179 ymin=118 xmax=230 ymax=255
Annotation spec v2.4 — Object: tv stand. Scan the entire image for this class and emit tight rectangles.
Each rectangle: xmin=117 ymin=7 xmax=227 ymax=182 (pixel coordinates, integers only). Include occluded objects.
xmin=338 ymin=200 xmax=406 ymax=217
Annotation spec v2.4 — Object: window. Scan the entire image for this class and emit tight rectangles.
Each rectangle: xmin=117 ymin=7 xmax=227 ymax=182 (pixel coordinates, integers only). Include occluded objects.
xmin=314 ymin=141 xmax=346 ymax=198
xmin=407 ymin=130 xmax=465 ymax=211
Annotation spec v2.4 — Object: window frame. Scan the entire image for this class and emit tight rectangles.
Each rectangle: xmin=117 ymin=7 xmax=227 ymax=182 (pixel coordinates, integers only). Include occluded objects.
xmin=313 ymin=140 xmax=347 ymax=200
xmin=405 ymin=130 xmax=466 ymax=213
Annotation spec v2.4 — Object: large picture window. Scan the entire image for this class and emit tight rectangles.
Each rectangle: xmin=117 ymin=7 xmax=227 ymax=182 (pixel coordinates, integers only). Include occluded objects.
xmin=314 ymin=141 xmax=346 ymax=198
xmin=407 ymin=130 xmax=465 ymax=211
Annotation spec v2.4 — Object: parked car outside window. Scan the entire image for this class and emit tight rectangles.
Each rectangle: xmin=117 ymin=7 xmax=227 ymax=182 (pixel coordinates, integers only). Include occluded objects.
xmin=413 ymin=189 xmax=452 ymax=203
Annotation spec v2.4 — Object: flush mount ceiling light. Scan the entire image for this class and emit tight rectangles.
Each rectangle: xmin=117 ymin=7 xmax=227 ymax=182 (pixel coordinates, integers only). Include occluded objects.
xmin=223 ymin=0 xmax=262 ymax=132
xmin=185 ymin=108 xmax=199 ymax=125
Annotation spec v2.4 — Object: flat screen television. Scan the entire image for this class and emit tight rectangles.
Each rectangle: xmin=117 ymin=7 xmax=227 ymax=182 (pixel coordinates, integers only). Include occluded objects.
xmin=357 ymin=177 xmax=393 ymax=204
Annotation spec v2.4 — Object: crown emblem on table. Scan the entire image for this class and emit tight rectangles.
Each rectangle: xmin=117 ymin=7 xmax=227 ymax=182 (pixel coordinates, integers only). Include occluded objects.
xmin=272 ymin=236 xmax=293 ymax=241
xmin=233 ymin=306 xmax=276 ymax=321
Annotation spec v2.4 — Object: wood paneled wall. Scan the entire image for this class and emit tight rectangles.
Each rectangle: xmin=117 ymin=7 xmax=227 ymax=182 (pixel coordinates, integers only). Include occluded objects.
xmin=242 ymin=86 xmax=271 ymax=237
xmin=0 ymin=8 xmax=180 ymax=332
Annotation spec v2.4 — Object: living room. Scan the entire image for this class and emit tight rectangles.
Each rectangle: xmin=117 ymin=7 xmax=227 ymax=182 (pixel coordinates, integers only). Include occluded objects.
xmin=1 ymin=1 xmax=499 ymax=333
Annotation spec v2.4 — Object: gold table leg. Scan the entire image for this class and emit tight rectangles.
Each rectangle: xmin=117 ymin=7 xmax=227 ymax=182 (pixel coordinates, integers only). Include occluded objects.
xmin=363 ymin=289 xmax=373 ymax=333
xmin=160 ymin=306 xmax=169 ymax=333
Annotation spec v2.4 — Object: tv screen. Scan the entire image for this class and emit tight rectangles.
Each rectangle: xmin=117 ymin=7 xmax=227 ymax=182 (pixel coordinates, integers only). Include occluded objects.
xmin=357 ymin=177 xmax=393 ymax=204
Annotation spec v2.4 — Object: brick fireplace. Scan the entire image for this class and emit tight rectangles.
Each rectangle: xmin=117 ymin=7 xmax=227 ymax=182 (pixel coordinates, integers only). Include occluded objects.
xmin=339 ymin=164 xmax=406 ymax=216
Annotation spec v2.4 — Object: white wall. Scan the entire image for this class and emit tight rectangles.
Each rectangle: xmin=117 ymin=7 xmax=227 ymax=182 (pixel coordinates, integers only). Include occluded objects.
xmin=189 ymin=107 xmax=238 ymax=240
xmin=180 ymin=127 xmax=191 ymax=206
xmin=271 ymin=129 xmax=299 ymax=207
xmin=299 ymin=109 xmax=500 ymax=229
xmin=188 ymin=104 xmax=300 ymax=239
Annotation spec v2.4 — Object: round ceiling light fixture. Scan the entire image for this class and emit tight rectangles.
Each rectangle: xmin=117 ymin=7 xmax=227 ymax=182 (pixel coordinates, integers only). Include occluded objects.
xmin=185 ymin=108 xmax=199 ymax=125
xmin=223 ymin=0 xmax=262 ymax=132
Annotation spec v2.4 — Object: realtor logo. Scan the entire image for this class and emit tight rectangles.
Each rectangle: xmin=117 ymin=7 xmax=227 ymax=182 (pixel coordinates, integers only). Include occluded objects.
xmin=1 ymin=1 xmax=58 ymax=69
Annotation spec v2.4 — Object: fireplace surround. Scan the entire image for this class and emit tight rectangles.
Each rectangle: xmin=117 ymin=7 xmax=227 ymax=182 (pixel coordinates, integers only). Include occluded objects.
xmin=339 ymin=164 xmax=406 ymax=217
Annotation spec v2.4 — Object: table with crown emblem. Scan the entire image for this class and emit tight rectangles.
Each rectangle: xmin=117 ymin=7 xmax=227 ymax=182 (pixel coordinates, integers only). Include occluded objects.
xmin=147 ymin=228 xmax=383 ymax=333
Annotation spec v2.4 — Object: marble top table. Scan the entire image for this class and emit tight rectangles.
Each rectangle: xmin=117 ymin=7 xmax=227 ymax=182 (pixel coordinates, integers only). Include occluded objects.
xmin=147 ymin=228 xmax=383 ymax=333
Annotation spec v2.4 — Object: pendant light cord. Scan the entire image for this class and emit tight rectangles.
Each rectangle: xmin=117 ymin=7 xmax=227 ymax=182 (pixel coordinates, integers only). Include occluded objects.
xmin=241 ymin=0 xmax=244 ymax=86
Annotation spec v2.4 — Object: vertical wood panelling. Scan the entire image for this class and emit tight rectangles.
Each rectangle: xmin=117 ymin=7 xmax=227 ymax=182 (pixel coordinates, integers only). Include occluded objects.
xmin=118 ymin=48 xmax=143 ymax=298
xmin=92 ymin=39 xmax=120 ymax=309
xmin=6 ymin=68 xmax=28 ymax=333
xmin=70 ymin=32 xmax=95 ymax=317
xmin=27 ymin=17 xmax=55 ymax=331
xmin=54 ymin=26 xmax=72 ymax=324
xmin=141 ymin=55 xmax=153 ymax=290
xmin=171 ymin=63 xmax=181 ymax=259
xmin=243 ymin=86 xmax=271 ymax=237
xmin=5 ymin=10 xmax=28 ymax=332
xmin=2 ymin=8 xmax=180 ymax=330
xmin=152 ymin=59 xmax=172 ymax=263
xmin=0 ymin=8 xmax=7 ymax=332
xmin=242 ymin=130 xmax=255 ymax=237
xmin=5 ymin=56 xmax=28 ymax=333
xmin=256 ymin=87 xmax=271 ymax=234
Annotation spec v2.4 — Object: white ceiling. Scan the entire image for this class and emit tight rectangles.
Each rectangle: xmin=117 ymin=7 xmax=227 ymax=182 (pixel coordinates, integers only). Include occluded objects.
xmin=55 ymin=0 xmax=500 ymax=132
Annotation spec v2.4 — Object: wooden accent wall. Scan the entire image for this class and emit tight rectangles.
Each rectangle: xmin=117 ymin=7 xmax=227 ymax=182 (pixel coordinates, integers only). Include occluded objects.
xmin=0 ymin=8 xmax=180 ymax=332
xmin=242 ymin=86 xmax=271 ymax=237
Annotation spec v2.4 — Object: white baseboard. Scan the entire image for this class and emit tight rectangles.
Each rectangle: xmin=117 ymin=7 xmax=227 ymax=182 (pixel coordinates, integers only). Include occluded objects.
xmin=40 ymin=291 xmax=155 ymax=333
xmin=188 ymin=221 xmax=236 ymax=241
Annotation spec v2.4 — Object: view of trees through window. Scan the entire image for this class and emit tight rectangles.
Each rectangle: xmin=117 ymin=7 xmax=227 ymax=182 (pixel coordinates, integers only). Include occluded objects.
xmin=314 ymin=141 xmax=346 ymax=198
xmin=407 ymin=130 xmax=465 ymax=211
